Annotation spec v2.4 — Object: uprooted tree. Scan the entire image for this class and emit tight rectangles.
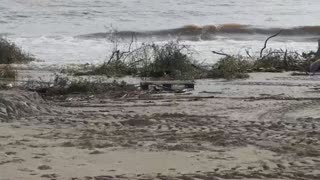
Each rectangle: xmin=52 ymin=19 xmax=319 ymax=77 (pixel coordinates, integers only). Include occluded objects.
xmin=211 ymin=31 xmax=320 ymax=79
xmin=64 ymin=27 xmax=320 ymax=80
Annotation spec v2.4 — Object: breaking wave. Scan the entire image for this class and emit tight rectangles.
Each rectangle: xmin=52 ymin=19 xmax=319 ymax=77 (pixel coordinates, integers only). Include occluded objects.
xmin=77 ymin=24 xmax=320 ymax=41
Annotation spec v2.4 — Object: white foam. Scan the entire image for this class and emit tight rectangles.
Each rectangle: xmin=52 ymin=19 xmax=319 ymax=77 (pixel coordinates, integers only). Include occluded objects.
xmin=2 ymin=0 xmax=320 ymax=66
xmin=8 ymin=35 xmax=319 ymax=66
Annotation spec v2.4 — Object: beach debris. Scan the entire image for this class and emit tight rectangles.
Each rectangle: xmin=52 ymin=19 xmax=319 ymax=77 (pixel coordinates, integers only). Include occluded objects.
xmin=259 ymin=30 xmax=282 ymax=58
xmin=140 ymin=80 xmax=194 ymax=93
xmin=310 ymin=59 xmax=320 ymax=75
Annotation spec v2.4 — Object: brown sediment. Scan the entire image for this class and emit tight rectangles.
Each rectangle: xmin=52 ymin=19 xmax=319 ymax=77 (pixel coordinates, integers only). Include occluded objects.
xmin=182 ymin=24 xmax=203 ymax=31
xmin=203 ymin=25 xmax=217 ymax=32
xmin=78 ymin=24 xmax=320 ymax=40
xmin=301 ymin=25 xmax=320 ymax=34
xmin=216 ymin=23 xmax=251 ymax=33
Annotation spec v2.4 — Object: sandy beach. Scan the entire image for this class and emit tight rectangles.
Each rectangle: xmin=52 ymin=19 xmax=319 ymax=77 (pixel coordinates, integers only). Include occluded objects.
xmin=0 ymin=72 xmax=319 ymax=180
xmin=2 ymin=1 xmax=320 ymax=179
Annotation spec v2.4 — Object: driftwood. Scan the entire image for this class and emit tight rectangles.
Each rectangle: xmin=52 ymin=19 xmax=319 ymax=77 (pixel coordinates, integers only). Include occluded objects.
xmin=260 ymin=30 xmax=282 ymax=58
xmin=212 ymin=31 xmax=282 ymax=59
xmin=211 ymin=50 xmax=231 ymax=57
xmin=140 ymin=81 xmax=195 ymax=91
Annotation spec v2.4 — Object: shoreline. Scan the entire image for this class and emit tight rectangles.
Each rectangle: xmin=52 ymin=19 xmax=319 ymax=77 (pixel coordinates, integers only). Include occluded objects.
xmin=0 ymin=71 xmax=319 ymax=179
xmin=2 ymin=1 xmax=320 ymax=178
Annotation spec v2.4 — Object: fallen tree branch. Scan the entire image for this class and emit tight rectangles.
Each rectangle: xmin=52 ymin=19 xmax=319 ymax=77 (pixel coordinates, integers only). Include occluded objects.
xmin=260 ymin=30 xmax=282 ymax=58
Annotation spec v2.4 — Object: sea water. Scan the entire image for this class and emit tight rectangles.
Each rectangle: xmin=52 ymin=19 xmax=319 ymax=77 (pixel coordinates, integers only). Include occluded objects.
xmin=1 ymin=0 xmax=320 ymax=65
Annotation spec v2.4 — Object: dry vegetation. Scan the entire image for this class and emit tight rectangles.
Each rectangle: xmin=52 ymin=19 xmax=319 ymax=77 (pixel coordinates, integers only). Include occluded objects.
xmin=0 ymin=38 xmax=34 ymax=64
xmin=63 ymin=31 xmax=320 ymax=81
xmin=24 ymin=75 xmax=136 ymax=97
xmin=66 ymin=40 xmax=206 ymax=80
xmin=0 ymin=38 xmax=35 ymax=81
xmin=1 ymin=31 xmax=319 ymax=96
xmin=210 ymin=31 xmax=319 ymax=79
xmin=0 ymin=65 xmax=17 ymax=79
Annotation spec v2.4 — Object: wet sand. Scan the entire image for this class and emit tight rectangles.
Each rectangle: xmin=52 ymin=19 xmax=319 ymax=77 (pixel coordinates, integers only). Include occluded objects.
xmin=0 ymin=72 xmax=320 ymax=180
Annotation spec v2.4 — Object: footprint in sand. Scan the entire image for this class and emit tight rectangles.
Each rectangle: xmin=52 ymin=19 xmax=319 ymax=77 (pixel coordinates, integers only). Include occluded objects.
xmin=41 ymin=173 xmax=57 ymax=178
xmin=38 ymin=165 xmax=52 ymax=170
xmin=5 ymin=151 xmax=16 ymax=155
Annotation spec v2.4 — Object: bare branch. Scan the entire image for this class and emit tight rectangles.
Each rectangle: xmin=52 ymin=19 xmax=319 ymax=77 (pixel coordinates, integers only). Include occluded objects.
xmin=294 ymin=51 xmax=302 ymax=57
xmin=120 ymin=33 xmax=136 ymax=56
xmin=212 ymin=50 xmax=231 ymax=57
xmin=245 ymin=49 xmax=253 ymax=59
xmin=122 ymin=44 xmax=153 ymax=62
xmin=260 ymin=30 xmax=282 ymax=58
xmin=106 ymin=50 xmax=118 ymax=65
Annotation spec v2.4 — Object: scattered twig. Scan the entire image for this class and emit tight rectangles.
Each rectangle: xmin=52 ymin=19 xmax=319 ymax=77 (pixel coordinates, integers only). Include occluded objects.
xmin=294 ymin=52 xmax=302 ymax=57
xmin=245 ymin=49 xmax=253 ymax=59
xmin=122 ymin=44 xmax=152 ymax=62
xmin=119 ymin=33 xmax=136 ymax=60
xmin=260 ymin=51 xmax=282 ymax=61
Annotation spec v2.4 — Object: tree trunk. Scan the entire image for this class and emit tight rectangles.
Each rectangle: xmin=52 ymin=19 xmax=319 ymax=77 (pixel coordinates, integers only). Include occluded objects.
xmin=315 ymin=39 xmax=320 ymax=58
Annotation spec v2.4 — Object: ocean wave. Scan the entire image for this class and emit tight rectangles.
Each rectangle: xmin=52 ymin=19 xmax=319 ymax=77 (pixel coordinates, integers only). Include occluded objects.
xmin=77 ymin=24 xmax=320 ymax=40
xmin=0 ymin=32 xmax=13 ymax=37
